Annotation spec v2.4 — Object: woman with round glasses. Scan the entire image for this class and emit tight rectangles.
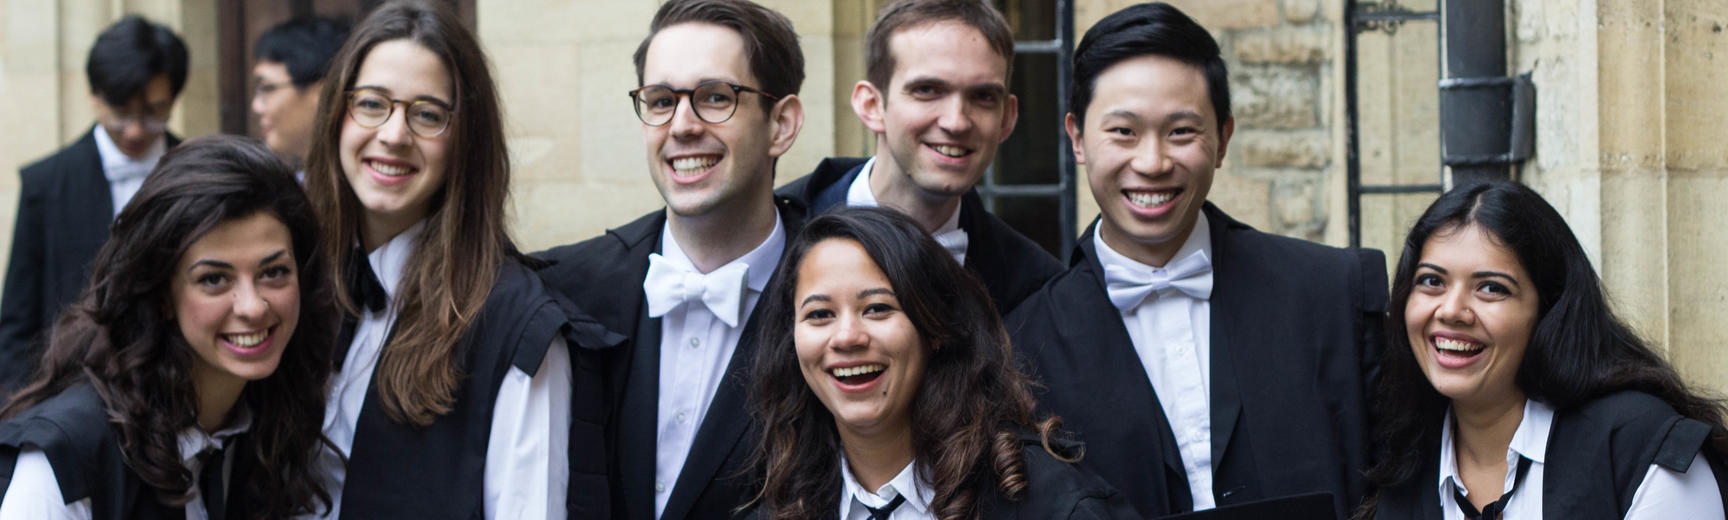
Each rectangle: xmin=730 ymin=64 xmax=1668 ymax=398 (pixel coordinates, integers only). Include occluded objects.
xmin=746 ymin=207 xmax=1138 ymax=519
xmin=0 ymin=135 xmax=334 ymax=519
xmin=1359 ymin=181 xmax=1728 ymax=519
xmin=300 ymin=1 xmax=612 ymax=518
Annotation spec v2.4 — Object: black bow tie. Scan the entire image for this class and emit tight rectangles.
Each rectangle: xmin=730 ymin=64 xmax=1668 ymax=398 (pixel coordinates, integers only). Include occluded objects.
xmin=347 ymin=246 xmax=388 ymax=313
xmin=864 ymin=494 xmax=906 ymax=520
xmin=1453 ymin=455 xmax=1533 ymax=520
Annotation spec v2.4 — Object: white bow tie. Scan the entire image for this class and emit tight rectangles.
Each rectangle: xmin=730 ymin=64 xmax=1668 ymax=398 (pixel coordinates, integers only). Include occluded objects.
xmin=1103 ymin=250 xmax=1214 ymax=311
xmin=643 ymin=254 xmax=751 ymax=328
xmin=104 ymin=160 xmax=153 ymax=184
xmin=933 ymin=227 xmax=969 ymax=265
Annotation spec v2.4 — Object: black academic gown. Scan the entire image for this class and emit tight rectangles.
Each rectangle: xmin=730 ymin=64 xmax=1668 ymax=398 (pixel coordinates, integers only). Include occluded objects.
xmin=535 ymin=197 xmax=806 ymax=520
xmin=1373 ymin=391 xmax=1728 ymax=520
xmin=777 ymin=157 xmax=1063 ymax=315
xmin=0 ymin=129 xmax=181 ymax=392
xmin=0 ymin=384 xmax=244 ymax=520
xmin=333 ymin=257 xmax=620 ymax=519
xmin=1006 ymin=204 xmax=1387 ymax=519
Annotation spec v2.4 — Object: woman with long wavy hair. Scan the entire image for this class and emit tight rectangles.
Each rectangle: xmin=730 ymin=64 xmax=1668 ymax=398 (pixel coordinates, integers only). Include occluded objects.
xmin=1359 ymin=181 xmax=1728 ymax=519
xmin=299 ymin=1 xmax=611 ymax=518
xmin=746 ymin=207 xmax=1136 ymax=519
xmin=0 ymin=135 xmax=335 ymax=519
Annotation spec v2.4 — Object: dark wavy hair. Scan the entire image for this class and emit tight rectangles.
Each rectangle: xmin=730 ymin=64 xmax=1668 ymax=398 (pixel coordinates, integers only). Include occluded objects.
xmin=305 ymin=0 xmax=520 ymax=427
xmin=0 ymin=135 xmax=336 ymax=518
xmin=747 ymin=207 xmax=1065 ymax=520
xmin=1358 ymin=181 xmax=1728 ymax=516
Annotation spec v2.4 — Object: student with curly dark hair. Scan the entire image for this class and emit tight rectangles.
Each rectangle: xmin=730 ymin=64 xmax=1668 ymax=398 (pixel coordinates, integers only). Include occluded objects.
xmin=1361 ymin=181 xmax=1728 ymax=519
xmin=746 ymin=207 xmax=1137 ymax=520
xmin=0 ymin=135 xmax=335 ymax=519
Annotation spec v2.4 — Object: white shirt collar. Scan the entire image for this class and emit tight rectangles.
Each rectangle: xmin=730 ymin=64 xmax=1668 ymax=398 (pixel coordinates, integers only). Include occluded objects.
xmin=367 ymin=220 xmax=428 ymax=301
xmin=1438 ymin=398 xmax=1555 ymax=500
xmin=176 ymin=405 xmax=253 ymax=464
xmin=1094 ymin=211 xmax=1213 ymax=273
xmin=658 ymin=210 xmax=785 ymax=294
xmin=839 ymin=455 xmax=932 ymax=519
xmin=92 ymin=124 xmax=167 ymax=177
xmin=846 ymin=157 xmax=963 ymax=238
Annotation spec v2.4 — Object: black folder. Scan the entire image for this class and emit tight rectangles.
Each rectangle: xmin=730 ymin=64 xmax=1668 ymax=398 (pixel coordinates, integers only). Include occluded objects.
xmin=1155 ymin=492 xmax=1337 ymax=520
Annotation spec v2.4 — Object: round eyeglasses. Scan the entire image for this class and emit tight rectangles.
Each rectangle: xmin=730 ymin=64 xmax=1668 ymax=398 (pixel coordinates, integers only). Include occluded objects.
xmin=628 ymin=81 xmax=780 ymax=127
xmin=346 ymin=88 xmax=455 ymax=138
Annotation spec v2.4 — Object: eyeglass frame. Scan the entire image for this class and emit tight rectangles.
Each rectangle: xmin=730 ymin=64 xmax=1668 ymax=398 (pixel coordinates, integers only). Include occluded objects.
xmin=344 ymin=88 xmax=457 ymax=138
xmin=626 ymin=80 xmax=781 ymax=127
xmin=97 ymin=99 xmax=174 ymax=133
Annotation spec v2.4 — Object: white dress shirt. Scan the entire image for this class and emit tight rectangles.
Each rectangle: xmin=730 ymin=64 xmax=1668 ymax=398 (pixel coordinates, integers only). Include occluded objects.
xmin=1437 ymin=399 xmax=1725 ymax=519
xmin=306 ymin=222 xmax=571 ymax=520
xmin=839 ymin=457 xmax=935 ymax=520
xmin=648 ymin=213 xmax=785 ymax=518
xmin=92 ymin=124 xmax=167 ymax=217
xmin=0 ymin=408 xmax=252 ymax=520
xmin=845 ymin=157 xmax=968 ymax=265
xmin=1094 ymin=214 xmax=1216 ymax=510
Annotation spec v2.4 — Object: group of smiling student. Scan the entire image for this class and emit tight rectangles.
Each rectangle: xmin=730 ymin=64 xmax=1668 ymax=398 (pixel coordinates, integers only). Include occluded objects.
xmin=0 ymin=0 xmax=1724 ymax=519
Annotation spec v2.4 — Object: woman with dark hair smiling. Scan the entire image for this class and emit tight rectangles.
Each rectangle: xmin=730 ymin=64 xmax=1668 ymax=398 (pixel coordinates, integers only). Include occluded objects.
xmin=1362 ymin=181 xmax=1728 ymax=519
xmin=299 ymin=1 xmax=612 ymax=518
xmin=747 ymin=207 xmax=1136 ymax=520
xmin=0 ymin=135 xmax=334 ymax=519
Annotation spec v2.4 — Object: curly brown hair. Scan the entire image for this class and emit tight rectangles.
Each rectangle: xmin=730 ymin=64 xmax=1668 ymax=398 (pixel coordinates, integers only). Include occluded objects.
xmin=746 ymin=207 xmax=1067 ymax=520
xmin=1 ymin=135 xmax=336 ymax=518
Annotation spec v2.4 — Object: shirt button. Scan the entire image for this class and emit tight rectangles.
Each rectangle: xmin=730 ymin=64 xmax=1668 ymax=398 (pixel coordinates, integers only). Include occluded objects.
xmin=655 ymin=481 xmax=666 ymax=493
xmin=676 ymin=411 xmax=688 ymax=423
xmin=690 ymin=337 xmax=700 ymax=349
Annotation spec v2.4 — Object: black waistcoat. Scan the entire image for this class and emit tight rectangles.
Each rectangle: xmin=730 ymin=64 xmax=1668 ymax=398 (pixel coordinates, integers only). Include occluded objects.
xmin=1373 ymin=391 xmax=1728 ymax=520
xmin=0 ymin=384 xmax=202 ymax=519
xmin=336 ymin=259 xmax=621 ymax=519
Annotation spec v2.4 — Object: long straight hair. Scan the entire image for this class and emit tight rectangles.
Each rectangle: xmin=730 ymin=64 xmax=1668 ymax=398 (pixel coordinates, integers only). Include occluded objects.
xmin=1360 ymin=181 xmax=1728 ymax=513
xmin=303 ymin=0 xmax=517 ymax=426
xmin=1 ymin=135 xmax=336 ymax=517
xmin=748 ymin=207 xmax=1063 ymax=520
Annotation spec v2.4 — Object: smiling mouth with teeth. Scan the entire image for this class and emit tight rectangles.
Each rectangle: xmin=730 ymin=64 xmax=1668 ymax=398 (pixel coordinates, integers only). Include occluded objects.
xmin=831 ymin=364 xmax=886 ymax=385
xmin=1434 ymin=337 xmax=1485 ymax=356
xmin=670 ymin=156 xmax=720 ymax=177
xmin=930 ymin=144 xmax=970 ymax=158
xmin=368 ymin=160 xmax=415 ymax=177
xmin=225 ymin=329 xmax=270 ymax=348
xmin=1126 ymin=191 xmax=1177 ymax=208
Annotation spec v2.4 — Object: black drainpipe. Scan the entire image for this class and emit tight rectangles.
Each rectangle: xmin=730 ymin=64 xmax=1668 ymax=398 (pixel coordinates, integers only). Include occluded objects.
xmin=1440 ymin=0 xmax=1535 ymax=187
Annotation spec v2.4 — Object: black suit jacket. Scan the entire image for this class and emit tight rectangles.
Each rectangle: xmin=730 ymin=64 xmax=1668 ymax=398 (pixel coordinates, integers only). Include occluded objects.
xmin=535 ymin=197 xmax=806 ymax=520
xmin=777 ymin=157 xmax=1063 ymax=315
xmin=0 ymin=128 xmax=181 ymax=392
xmin=1006 ymin=204 xmax=1387 ymax=519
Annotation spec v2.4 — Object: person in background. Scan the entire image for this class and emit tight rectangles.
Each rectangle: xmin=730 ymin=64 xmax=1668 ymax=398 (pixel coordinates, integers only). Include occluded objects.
xmin=747 ymin=207 xmax=1138 ymax=519
xmin=252 ymin=16 xmax=350 ymax=171
xmin=533 ymin=0 xmax=808 ymax=517
xmin=0 ymin=15 xmax=189 ymax=394
xmin=777 ymin=0 xmax=1061 ymax=316
xmin=1362 ymin=181 xmax=1728 ymax=519
xmin=1007 ymin=3 xmax=1386 ymax=517
xmin=0 ymin=135 xmax=336 ymax=519
xmin=300 ymin=1 xmax=613 ymax=518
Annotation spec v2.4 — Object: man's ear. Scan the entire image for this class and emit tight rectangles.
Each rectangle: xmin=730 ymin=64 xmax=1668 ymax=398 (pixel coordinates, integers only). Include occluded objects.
xmin=1064 ymin=112 xmax=1086 ymax=166
xmin=1215 ymin=116 xmax=1235 ymax=165
xmin=851 ymin=80 xmax=887 ymax=135
xmin=997 ymin=93 xmax=1020 ymax=142
xmin=768 ymin=95 xmax=805 ymax=158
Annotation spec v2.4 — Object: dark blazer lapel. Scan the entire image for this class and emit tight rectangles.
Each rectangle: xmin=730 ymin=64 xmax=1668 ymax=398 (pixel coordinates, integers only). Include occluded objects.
xmin=65 ymin=132 xmax=112 ymax=278
xmin=1205 ymin=204 xmax=1249 ymax=501
xmin=607 ymin=213 xmax=666 ymax=520
xmin=1066 ymin=223 xmax=1191 ymax=499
